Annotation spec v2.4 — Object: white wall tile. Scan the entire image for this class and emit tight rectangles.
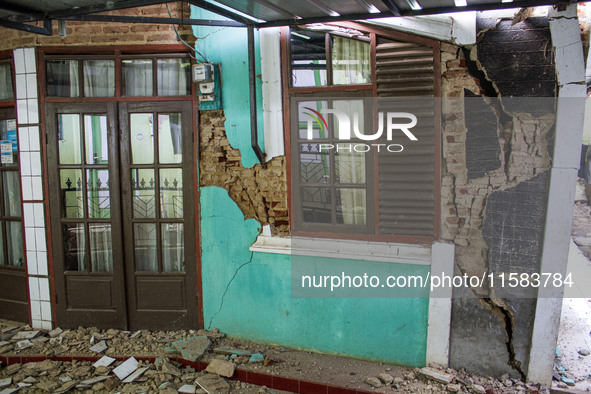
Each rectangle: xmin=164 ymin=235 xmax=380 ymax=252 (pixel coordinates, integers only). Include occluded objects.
xmin=27 ymin=99 xmax=39 ymax=124
xmin=30 ymin=300 xmax=41 ymax=320
xmin=36 ymin=252 xmax=48 ymax=276
xmin=19 ymin=151 xmax=31 ymax=176
xmin=15 ymin=75 xmax=27 ymax=100
xmin=23 ymin=202 xmax=35 ymax=228
xmin=30 ymin=151 xmax=41 ymax=176
xmin=17 ymin=99 xmax=28 ymax=124
xmin=20 ymin=176 xmax=33 ymax=201
xmin=28 ymin=126 xmax=40 ymax=151
xmin=21 ymin=176 xmax=33 ymax=201
xmin=40 ymin=301 xmax=52 ymax=321
xmin=40 ymin=321 xmax=52 ymax=330
xmin=35 ymin=228 xmax=46 ymax=252
xmin=33 ymin=203 xmax=44 ymax=227
xmin=26 ymin=74 xmax=37 ymax=99
xmin=28 ymin=276 xmax=39 ymax=301
xmin=18 ymin=127 xmax=30 ymax=152
xmin=25 ymin=227 xmax=36 ymax=251
xmin=13 ymin=49 xmax=25 ymax=75
xmin=38 ymin=278 xmax=50 ymax=302
xmin=31 ymin=176 xmax=43 ymax=201
xmin=24 ymin=48 xmax=36 ymax=74
xmin=26 ymin=251 xmax=37 ymax=275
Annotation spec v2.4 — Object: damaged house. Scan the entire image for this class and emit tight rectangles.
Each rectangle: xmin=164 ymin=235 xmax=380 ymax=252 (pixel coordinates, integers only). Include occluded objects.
xmin=0 ymin=0 xmax=586 ymax=386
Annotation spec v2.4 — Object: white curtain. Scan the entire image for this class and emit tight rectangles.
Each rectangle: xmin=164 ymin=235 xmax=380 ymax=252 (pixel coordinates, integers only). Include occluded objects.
xmin=0 ymin=64 xmax=14 ymax=100
xmin=157 ymin=59 xmax=188 ymax=96
xmin=162 ymin=223 xmax=184 ymax=272
xmin=90 ymin=225 xmax=112 ymax=272
xmin=334 ymin=100 xmax=367 ymax=225
xmin=124 ymin=60 xmax=153 ymax=96
xmin=84 ymin=60 xmax=115 ymax=97
xmin=332 ymin=36 xmax=371 ymax=85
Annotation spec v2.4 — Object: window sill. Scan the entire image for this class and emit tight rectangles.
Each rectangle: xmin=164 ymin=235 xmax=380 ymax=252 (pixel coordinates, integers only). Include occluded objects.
xmin=250 ymin=233 xmax=431 ymax=265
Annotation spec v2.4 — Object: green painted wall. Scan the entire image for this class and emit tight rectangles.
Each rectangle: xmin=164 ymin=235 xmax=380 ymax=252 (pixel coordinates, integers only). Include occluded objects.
xmin=191 ymin=8 xmax=264 ymax=168
xmin=200 ymin=186 xmax=429 ymax=367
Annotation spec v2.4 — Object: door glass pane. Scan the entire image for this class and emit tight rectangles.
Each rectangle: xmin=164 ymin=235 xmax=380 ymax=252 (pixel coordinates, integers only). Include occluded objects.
xmin=61 ymin=169 xmax=84 ymax=218
xmin=123 ymin=59 xmax=153 ymax=96
xmin=158 ymin=113 xmax=182 ymax=164
xmin=132 ymin=169 xmax=156 ymax=218
xmin=160 ymin=169 xmax=183 ymax=218
xmin=290 ymin=28 xmax=327 ymax=87
xmin=3 ymin=172 xmax=21 ymax=217
xmin=87 ymin=169 xmax=110 ymax=218
xmin=0 ymin=119 xmax=18 ymax=167
xmin=130 ymin=113 xmax=154 ymax=164
xmin=83 ymin=60 xmax=115 ymax=97
xmin=85 ymin=115 xmax=109 ymax=164
xmin=300 ymin=143 xmax=330 ymax=184
xmin=157 ymin=58 xmax=190 ymax=96
xmin=134 ymin=223 xmax=157 ymax=271
xmin=90 ymin=224 xmax=113 ymax=272
xmin=47 ymin=60 xmax=80 ymax=97
xmin=336 ymin=188 xmax=366 ymax=225
xmin=162 ymin=223 xmax=184 ymax=272
xmin=0 ymin=225 xmax=3 ymax=265
xmin=64 ymin=224 xmax=86 ymax=271
xmin=6 ymin=221 xmax=24 ymax=267
xmin=58 ymin=114 xmax=82 ymax=164
xmin=0 ymin=63 xmax=14 ymax=100
xmin=335 ymin=146 xmax=365 ymax=184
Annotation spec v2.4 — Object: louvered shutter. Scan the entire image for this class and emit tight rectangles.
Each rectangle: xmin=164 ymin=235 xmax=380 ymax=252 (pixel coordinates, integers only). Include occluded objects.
xmin=376 ymin=39 xmax=436 ymax=237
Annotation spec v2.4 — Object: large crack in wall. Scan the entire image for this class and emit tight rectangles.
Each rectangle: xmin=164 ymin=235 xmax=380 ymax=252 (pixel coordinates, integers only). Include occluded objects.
xmin=199 ymin=110 xmax=289 ymax=236
xmin=441 ymin=16 xmax=556 ymax=377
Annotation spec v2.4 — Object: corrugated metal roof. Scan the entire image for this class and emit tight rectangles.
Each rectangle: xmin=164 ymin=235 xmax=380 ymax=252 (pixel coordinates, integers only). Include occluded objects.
xmin=0 ymin=0 xmax=577 ymax=33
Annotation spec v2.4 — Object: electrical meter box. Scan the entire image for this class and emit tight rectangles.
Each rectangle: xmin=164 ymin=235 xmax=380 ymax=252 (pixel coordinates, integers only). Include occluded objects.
xmin=193 ymin=63 xmax=221 ymax=110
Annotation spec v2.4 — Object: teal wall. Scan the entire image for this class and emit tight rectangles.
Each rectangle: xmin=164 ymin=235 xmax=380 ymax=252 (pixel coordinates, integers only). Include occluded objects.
xmin=200 ymin=187 xmax=429 ymax=367
xmin=192 ymin=6 xmax=429 ymax=367
xmin=191 ymin=8 xmax=264 ymax=168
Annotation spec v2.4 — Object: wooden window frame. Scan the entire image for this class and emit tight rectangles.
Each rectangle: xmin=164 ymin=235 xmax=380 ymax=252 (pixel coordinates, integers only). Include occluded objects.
xmin=282 ymin=22 xmax=442 ymax=244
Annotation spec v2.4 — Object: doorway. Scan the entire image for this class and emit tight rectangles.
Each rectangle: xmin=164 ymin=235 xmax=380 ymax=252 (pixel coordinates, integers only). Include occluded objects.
xmin=46 ymin=101 xmax=198 ymax=330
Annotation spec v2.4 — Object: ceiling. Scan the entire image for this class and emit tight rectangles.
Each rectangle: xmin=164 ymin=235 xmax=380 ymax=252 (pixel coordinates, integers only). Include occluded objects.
xmin=0 ymin=0 xmax=579 ymax=34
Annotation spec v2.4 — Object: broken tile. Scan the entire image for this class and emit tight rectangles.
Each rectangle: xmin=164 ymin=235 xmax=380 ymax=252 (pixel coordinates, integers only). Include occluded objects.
xmin=196 ymin=329 xmax=225 ymax=339
xmin=420 ymin=367 xmax=453 ymax=384
xmin=171 ymin=336 xmax=210 ymax=361
xmin=48 ymin=328 xmax=63 ymax=338
xmin=195 ymin=374 xmax=230 ymax=394
xmin=112 ymin=357 xmax=138 ymax=380
xmin=0 ymin=388 xmax=18 ymax=394
xmin=93 ymin=355 xmax=115 ymax=368
xmin=12 ymin=330 xmax=40 ymax=340
xmin=178 ymin=384 xmax=196 ymax=393
xmin=213 ymin=346 xmax=251 ymax=357
xmin=130 ymin=330 xmax=142 ymax=339
xmin=35 ymin=359 xmax=60 ymax=371
xmin=0 ymin=379 xmax=10 ymax=389
xmin=4 ymin=364 xmax=20 ymax=375
xmin=205 ymin=358 xmax=235 ymax=378
xmin=122 ymin=366 xmax=148 ymax=383
xmin=89 ymin=340 xmax=107 ymax=353
xmin=78 ymin=376 xmax=109 ymax=387
xmin=17 ymin=382 xmax=31 ymax=388
xmin=16 ymin=339 xmax=33 ymax=350
xmin=249 ymin=353 xmax=264 ymax=363
xmin=54 ymin=380 xmax=77 ymax=394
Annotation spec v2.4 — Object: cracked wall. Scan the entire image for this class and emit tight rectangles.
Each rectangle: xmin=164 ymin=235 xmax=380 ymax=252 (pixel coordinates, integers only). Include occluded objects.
xmin=199 ymin=110 xmax=289 ymax=236
xmin=441 ymin=16 xmax=556 ymax=379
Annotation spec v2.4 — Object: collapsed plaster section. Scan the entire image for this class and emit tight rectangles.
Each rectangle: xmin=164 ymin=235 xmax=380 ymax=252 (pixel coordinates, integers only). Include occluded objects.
xmin=442 ymin=16 xmax=556 ymax=379
xmin=199 ymin=110 xmax=289 ymax=236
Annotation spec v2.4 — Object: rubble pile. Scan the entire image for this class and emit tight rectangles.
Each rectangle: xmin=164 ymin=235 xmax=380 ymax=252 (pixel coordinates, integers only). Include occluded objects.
xmin=365 ymin=364 xmax=552 ymax=393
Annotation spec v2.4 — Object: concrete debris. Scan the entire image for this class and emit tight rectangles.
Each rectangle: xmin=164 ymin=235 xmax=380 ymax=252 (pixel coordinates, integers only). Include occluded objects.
xmin=365 ymin=377 xmax=382 ymax=388
xmin=446 ymin=383 xmax=461 ymax=392
xmin=47 ymin=328 xmax=62 ymax=338
xmin=16 ymin=339 xmax=33 ymax=350
xmin=122 ymin=366 xmax=148 ymax=383
xmin=378 ymin=372 xmax=394 ymax=384
xmin=561 ymin=376 xmax=576 ymax=386
xmin=0 ymin=379 xmax=10 ymax=389
xmin=171 ymin=335 xmax=210 ymax=361
xmin=54 ymin=380 xmax=77 ymax=393
xmin=577 ymin=348 xmax=590 ymax=356
xmin=159 ymin=359 xmax=182 ymax=377
xmin=89 ymin=339 xmax=107 ymax=353
xmin=420 ymin=367 xmax=453 ymax=384
xmin=0 ymin=388 xmax=17 ymax=394
xmin=103 ymin=376 xmax=120 ymax=391
xmin=196 ymin=373 xmax=230 ymax=394
xmin=205 ymin=358 xmax=236 ymax=378
xmin=112 ymin=357 xmax=138 ymax=380
xmin=471 ymin=383 xmax=486 ymax=393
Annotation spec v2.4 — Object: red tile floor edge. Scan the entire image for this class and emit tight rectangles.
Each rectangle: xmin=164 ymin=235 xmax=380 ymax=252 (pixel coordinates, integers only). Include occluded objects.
xmin=0 ymin=354 xmax=375 ymax=394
